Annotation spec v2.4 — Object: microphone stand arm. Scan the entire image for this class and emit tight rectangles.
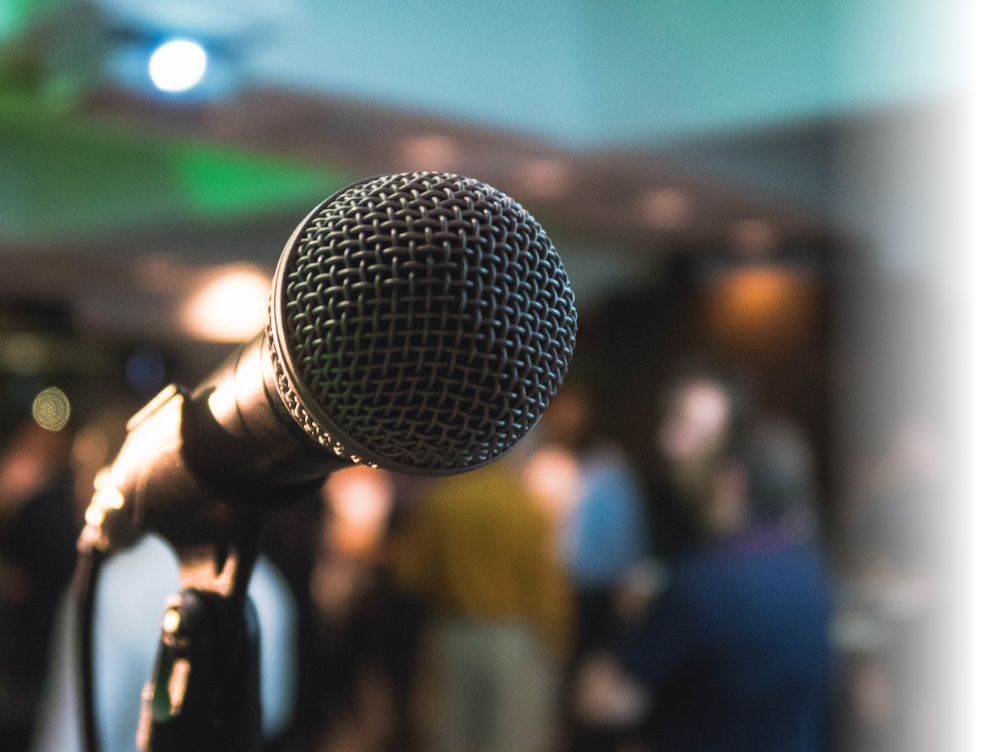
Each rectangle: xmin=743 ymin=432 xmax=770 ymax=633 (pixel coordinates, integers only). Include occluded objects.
xmin=78 ymin=375 xmax=341 ymax=752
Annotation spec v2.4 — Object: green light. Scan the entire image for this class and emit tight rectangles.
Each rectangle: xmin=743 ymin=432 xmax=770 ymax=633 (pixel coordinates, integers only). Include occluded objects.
xmin=0 ymin=97 xmax=351 ymax=245
xmin=170 ymin=144 xmax=344 ymax=218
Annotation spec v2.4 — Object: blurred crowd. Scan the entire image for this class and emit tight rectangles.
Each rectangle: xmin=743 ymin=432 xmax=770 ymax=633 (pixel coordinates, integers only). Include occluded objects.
xmin=0 ymin=361 xmax=947 ymax=752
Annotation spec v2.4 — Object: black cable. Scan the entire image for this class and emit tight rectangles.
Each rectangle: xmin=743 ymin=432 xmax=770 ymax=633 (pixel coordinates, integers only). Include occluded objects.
xmin=72 ymin=540 xmax=106 ymax=752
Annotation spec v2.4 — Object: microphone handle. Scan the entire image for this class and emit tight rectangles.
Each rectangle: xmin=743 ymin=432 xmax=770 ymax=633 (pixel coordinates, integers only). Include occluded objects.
xmin=96 ymin=330 xmax=350 ymax=550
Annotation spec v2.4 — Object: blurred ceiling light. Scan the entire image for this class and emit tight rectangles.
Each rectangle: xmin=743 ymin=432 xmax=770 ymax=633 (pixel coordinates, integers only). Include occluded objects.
xmin=521 ymin=159 xmax=571 ymax=200
xmin=642 ymin=188 xmax=691 ymax=230
xmin=705 ymin=266 xmax=815 ymax=351
xmin=33 ymin=387 xmax=71 ymax=432
xmin=718 ymin=267 xmax=792 ymax=313
xmin=732 ymin=218 xmax=778 ymax=257
xmin=148 ymin=38 xmax=208 ymax=93
xmin=400 ymin=135 xmax=459 ymax=172
xmin=181 ymin=267 xmax=270 ymax=342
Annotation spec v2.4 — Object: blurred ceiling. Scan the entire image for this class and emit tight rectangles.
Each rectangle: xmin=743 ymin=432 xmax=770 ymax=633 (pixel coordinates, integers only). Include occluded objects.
xmin=0 ymin=0 xmax=956 ymax=335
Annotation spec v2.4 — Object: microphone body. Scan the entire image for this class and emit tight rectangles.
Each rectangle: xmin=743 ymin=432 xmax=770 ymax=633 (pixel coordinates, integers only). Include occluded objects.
xmin=98 ymin=333 xmax=348 ymax=549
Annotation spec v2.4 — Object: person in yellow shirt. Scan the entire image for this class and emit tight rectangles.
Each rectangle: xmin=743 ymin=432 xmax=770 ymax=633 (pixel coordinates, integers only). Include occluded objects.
xmin=392 ymin=447 xmax=571 ymax=752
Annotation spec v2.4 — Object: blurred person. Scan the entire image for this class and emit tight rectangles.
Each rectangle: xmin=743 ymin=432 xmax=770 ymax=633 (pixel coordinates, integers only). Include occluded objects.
xmin=526 ymin=386 xmax=649 ymax=752
xmin=558 ymin=365 xmax=755 ymax=751
xmin=0 ymin=415 xmax=78 ymax=750
xmin=646 ymin=365 xmax=755 ymax=560
xmin=392 ymin=443 xmax=572 ymax=752
xmin=311 ymin=465 xmax=425 ymax=751
xmin=575 ymin=416 xmax=832 ymax=752
xmin=532 ymin=385 xmax=649 ymax=658
xmin=604 ymin=366 xmax=756 ymax=634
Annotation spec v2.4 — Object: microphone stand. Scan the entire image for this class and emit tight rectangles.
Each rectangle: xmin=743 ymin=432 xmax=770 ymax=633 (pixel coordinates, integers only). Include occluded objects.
xmin=136 ymin=531 xmax=265 ymax=752
xmin=75 ymin=383 xmax=318 ymax=752
xmin=76 ymin=507 xmax=266 ymax=752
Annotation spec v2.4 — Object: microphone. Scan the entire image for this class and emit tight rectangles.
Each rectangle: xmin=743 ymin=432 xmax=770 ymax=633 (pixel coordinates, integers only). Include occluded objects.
xmin=92 ymin=171 xmax=577 ymax=544
xmin=75 ymin=171 xmax=575 ymax=752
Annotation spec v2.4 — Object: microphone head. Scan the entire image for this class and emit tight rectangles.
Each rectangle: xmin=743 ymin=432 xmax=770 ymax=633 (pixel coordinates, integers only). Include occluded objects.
xmin=267 ymin=171 xmax=576 ymax=474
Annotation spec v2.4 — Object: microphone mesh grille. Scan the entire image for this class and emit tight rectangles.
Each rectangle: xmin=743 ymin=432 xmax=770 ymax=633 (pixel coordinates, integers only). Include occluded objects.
xmin=274 ymin=172 xmax=576 ymax=472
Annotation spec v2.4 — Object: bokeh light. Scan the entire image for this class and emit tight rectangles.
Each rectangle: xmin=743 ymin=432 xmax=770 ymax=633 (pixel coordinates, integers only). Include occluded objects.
xmin=181 ymin=268 xmax=271 ymax=342
xmin=32 ymin=386 xmax=71 ymax=431
xmin=148 ymin=39 xmax=208 ymax=93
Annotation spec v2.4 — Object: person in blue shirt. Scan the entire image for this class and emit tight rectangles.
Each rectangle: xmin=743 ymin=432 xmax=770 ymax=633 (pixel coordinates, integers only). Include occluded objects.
xmin=537 ymin=384 xmax=650 ymax=655
xmin=526 ymin=383 xmax=651 ymax=752
xmin=576 ymin=414 xmax=832 ymax=752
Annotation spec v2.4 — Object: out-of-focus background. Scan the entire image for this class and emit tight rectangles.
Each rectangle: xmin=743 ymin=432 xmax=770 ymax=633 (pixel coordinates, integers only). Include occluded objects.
xmin=0 ymin=1 xmax=978 ymax=751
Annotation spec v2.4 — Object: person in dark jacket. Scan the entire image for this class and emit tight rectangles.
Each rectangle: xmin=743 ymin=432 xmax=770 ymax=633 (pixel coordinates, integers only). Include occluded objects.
xmin=576 ymin=416 xmax=832 ymax=752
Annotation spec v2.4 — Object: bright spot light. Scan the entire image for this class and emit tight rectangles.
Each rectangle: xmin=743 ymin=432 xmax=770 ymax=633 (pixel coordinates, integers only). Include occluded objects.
xmin=149 ymin=39 xmax=208 ymax=93
xmin=85 ymin=506 xmax=106 ymax=527
xmin=32 ymin=387 xmax=71 ymax=431
xmin=182 ymin=268 xmax=270 ymax=342
xmin=93 ymin=482 xmax=125 ymax=512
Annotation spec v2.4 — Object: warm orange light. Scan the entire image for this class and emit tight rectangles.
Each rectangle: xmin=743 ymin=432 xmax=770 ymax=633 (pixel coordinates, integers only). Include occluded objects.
xmin=723 ymin=267 xmax=790 ymax=313
xmin=181 ymin=267 xmax=270 ymax=342
xmin=704 ymin=266 xmax=817 ymax=351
